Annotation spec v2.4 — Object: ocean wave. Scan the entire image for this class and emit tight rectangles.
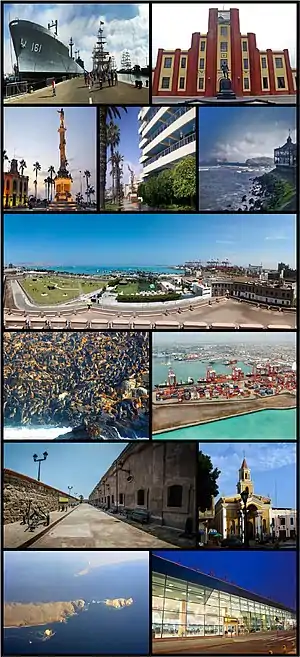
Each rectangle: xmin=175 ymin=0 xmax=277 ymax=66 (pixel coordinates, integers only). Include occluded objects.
xmin=4 ymin=426 xmax=72 ymax=440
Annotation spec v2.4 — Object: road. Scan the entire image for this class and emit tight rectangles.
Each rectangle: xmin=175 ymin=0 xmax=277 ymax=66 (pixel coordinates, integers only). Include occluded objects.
xmin=5 ymin=281 xmax=297 ymax=328
xmin=153 ymin=630 xmax=297 ymax=654
xmin=27 ymin=503 xmax=172 ymax=548
xmin=5 ymin=77 xmax=149 ymax=104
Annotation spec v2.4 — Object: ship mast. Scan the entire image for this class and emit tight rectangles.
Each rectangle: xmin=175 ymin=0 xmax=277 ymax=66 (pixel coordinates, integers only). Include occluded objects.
xmin=93 ymin=22 xmax=111 ymax=74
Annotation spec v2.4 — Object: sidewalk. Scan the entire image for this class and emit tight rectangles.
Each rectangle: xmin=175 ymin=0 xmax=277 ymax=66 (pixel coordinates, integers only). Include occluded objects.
xmin=4 ymin=507 xmax=76 ymax=548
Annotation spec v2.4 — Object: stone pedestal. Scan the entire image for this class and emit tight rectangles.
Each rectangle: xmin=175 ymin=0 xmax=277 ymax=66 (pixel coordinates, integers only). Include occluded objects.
xmin=217 ymin=77 xmax=236 ymax=100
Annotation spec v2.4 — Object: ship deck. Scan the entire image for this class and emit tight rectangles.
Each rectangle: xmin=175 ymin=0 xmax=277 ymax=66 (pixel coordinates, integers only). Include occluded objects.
xmin=4 ymin=77 xmax=149 ymax=105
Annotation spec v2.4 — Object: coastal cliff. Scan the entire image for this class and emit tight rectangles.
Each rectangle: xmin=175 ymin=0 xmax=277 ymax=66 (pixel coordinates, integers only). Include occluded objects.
xmin=105 ymin=598 xmax=133 ymax=608
xmin=4 ymin=599 xmax=85 ymax=628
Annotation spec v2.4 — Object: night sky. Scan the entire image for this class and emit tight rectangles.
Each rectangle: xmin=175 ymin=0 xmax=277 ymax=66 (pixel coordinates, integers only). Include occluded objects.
xmin=153 ymin=551 xmax=297 ymax=610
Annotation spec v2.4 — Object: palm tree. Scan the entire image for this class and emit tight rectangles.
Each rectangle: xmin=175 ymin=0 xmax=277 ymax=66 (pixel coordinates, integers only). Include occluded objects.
xmin=48 ymin=165 xmax=55 ymax=201
xmin=84 ymin=170 xmax=91 ymax=201
xmin=19 ymin=159 xmax=27 ymax=176
xmin=44 ymin=178 xmax=48 ymax=199
xmin=88 ymin=186 xmax=95 ymax=205
xmin=33 ymin=161 xmax=41 ymax=200
xmin=99 ymin=106 xmax=127 ymax=210
xmin=3 ymin=150 xmax=9 ymax=171
xmin=113 ymin=151 xmax=124 ymax=210
xmin=106 ymin=121 xmax=120 ymax=203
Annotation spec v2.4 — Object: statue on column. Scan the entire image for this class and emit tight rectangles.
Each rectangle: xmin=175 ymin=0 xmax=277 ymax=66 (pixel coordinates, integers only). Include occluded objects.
xmin=58 ymin=108 xmax=65 ymax=126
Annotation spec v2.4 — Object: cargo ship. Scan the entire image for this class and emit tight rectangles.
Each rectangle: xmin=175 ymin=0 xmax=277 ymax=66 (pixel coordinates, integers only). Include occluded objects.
xmin=9 ymin=18 xmax=84 ymax=81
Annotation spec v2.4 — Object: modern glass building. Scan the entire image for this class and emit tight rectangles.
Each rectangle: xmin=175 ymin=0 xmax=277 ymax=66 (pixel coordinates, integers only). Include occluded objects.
xmin=152 ymin=555 xmax=297 ymax=638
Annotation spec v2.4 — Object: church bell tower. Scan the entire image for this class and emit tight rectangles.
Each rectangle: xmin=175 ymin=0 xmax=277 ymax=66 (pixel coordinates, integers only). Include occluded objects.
xmin=237 ymin=457 xmax=254 ymax=496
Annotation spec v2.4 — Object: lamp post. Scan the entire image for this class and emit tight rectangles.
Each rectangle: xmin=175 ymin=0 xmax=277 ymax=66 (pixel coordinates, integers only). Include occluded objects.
xmin=33 ymin=451 xmax=48 ymax=482
xmin=115 ymin=460 xmax=134 ymax=512
xmin=240 ymin=486 xmax=249 ymax=546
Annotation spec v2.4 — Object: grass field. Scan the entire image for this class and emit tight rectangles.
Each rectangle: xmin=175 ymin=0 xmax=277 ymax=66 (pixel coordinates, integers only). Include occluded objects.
xmin=115 ymin=281 xmax=156 ymax=295
xmin=21 ymin=276 xmax=105 ymax=305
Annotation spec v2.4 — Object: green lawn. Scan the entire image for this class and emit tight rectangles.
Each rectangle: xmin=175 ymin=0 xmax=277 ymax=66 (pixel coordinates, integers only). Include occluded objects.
xmin=116 ymin=280 xmax=157 ymax=295
xmin=21 ymin=276 xmax=105 ymax=305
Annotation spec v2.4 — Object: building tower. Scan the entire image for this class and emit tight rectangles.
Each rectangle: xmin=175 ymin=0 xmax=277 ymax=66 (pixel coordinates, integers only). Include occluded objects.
xmin=53 ymin=108 xmax=75 ymax=209
xmin=236 ymin=457 xmax=254 ymax=496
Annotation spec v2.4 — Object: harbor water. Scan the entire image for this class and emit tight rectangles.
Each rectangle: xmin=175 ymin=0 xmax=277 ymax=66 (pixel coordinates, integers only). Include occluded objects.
xmin=199 ymin=165 xmax=273 ymax=211
xmin=154 ymin=408 xmax=296 ymax=440
xmin=153 ymin=359 xmax=252 ymax=386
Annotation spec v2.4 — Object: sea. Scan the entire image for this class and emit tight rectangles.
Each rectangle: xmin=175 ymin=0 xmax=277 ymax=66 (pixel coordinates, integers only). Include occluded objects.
xmin=154 ymin=408 xmax=296 ymax=440
xmin=153 ymin=359 xmax=252 ymax=386
xmin=199 ymin=165 xmax=273 ymax=211
xmin=4 ymin=556 xmax=149 ymax=655
xmin=23 ymin=265 xmax=184 ymax=275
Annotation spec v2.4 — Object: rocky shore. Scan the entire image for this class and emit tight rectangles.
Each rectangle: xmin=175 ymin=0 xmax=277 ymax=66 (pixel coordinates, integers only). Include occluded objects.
xmin=234 ymin=168 xmax=295 ymax=212
xmin=4 ymin=600 xmax=85 ymax=628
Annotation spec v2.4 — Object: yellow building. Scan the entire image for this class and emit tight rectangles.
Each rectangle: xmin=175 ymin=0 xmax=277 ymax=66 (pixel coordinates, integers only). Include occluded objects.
xmin=214 ymin=458 xmax=271 ymax=540
xmin=3 ymin=159 xmax=29 ymax=208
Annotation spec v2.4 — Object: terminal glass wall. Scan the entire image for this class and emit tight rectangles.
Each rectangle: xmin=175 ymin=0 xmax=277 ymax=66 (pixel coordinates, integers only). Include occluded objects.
xmin=152 ymin=572 xmax=296 ymax=638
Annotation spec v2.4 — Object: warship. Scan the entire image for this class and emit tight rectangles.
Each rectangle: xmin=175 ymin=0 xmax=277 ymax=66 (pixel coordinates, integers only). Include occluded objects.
xmin=9 ymin=18 xmax=84 ymax=81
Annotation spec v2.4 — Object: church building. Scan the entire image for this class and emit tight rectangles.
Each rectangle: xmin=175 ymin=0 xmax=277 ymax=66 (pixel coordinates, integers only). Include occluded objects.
xmin=214 ymin=458 xmax=271 ymax=540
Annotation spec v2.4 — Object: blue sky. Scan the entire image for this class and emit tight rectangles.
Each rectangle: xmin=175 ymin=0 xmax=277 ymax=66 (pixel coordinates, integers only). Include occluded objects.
xmin=152 ymin=4 xmax=297 ymax=69
xmin=153 ymin=551 xmax=296 ymax=609
xmin=4 ymin=107 xmax=96 ymax=197
xmin=4 ymin=3 xmax=149 ymax=74
xmin=199 ymin=443 xmax=296 ymax=508
xmin=106 ymin=107 xmax=141 ymax=186
xmin=199 ymin=106 xmax=297 ymax=162
xmin=4 ymin=443 xmax=128 ymax=498
xmin=4 ymin=213 xmax=296 ymax=268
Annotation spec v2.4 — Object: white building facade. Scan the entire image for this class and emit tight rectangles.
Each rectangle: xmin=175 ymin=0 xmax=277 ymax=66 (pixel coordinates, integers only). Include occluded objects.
xmin=270 ymin=508 xmax=297 ymax=539
xmin=192 ymin=282 xmax=212 ymax=298
xmin=138 ymin=107 xmax=196 ymax=179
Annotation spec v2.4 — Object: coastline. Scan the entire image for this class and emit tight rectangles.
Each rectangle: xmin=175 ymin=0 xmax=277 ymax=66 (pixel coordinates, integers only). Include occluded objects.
xmin=152 ymin=406 xmax=296 ymax=435
xmin=152 ymin=394 xmax=296 ymax=432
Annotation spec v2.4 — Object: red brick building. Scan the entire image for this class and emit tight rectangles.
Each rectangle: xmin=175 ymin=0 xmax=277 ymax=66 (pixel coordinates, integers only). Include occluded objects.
xmin=153 ymin=8 xmax=297 ymax=98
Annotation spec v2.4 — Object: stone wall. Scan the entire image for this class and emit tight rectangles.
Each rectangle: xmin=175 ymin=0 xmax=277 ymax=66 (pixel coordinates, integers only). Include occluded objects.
xmin=3 ymin=469 xmax=77 ymax=524
xmin=89 ymin=442 xmax=197 ymax=530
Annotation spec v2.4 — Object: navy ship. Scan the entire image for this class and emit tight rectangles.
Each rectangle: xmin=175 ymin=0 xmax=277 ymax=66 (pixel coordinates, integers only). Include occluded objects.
xmin=9 ymin=18 xmax=84 ymax=80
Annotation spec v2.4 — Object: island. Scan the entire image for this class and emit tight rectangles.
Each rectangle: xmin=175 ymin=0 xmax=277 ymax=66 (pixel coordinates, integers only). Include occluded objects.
xmin=104 ymin=598 xmax=133 ymax=608
xmin=4 ymin=599 xmax=85 ymax=628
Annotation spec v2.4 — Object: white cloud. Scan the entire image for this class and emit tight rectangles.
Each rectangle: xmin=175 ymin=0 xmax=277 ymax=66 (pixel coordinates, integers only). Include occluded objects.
xmin=152 ymin=3 xmax=297 ymax=68
xmin=265 ymin=235 xmax=288 ymax=241
xmin=209 ymin=124 xmax=296 ymax=162
xmin=4 ymin=4 xmax=149 ymax=75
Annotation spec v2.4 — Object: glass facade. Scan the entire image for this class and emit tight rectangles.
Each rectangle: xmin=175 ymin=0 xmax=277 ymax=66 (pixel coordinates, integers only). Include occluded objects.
xmin=152 ymin=572 xmax=296 ymax=638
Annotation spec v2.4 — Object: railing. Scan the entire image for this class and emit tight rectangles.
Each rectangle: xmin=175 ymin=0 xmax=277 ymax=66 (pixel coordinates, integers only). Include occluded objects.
xmin=141 ymin=107 xmax=190 ymax=144
xmin=5 ymin=81 xmax=28 ymax=98
xmin=144 ymin=132 xmax=196 ymax=167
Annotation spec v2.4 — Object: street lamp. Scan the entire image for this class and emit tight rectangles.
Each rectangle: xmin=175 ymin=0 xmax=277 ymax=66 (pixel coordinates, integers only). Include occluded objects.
xmin=33 ymin=451 xmax=48 ymax=482
xmin=240 ymin=486 xmax=249 ymax=546
xmin=68 ymin=486 xmax=73 ymax=496
xmin=115 ymin=460 xmax=134 ymax=512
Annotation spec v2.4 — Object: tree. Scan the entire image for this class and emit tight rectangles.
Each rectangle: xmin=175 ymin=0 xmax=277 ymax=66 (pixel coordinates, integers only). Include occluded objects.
xmin=172 ymin=155 xmax=196 ymax=208
xmin=79 ymin=494 xmax=84 ymax=503
xmin=99 ymin=106 xmax=127 ymax=210
xmin=33 ymin=161 xmax=41 ymax=200
xmin=48 ymin=165 xmax=56 ymax=201
xmin=84 ymin=169 xmax=91 ymax=200
xmin=113 ymin=151 xmax=124 ymax=209
xmin=197 ymin=451 xmax=220 ymax=512
xmin=19 ymin=159 xmax=27 ymax=176
xmin=107 ymin=121 xmax=120 ymax=203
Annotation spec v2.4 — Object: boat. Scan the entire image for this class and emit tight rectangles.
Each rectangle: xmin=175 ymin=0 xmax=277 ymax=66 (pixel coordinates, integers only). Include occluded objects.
xmin=9 ymin=18 xmax=84 ymax=81
xmin=92 ymin=23 xmax=114 ymax=77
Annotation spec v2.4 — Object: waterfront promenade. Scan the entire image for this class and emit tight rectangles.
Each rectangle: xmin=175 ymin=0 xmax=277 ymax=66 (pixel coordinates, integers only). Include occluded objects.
xmin=4 ymin=78 xmax=149 ymax=105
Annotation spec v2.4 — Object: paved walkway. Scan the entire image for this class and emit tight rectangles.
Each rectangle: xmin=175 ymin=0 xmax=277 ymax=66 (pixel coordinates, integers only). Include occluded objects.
xmin=26 ymin=504 xmax=172 ymax=548
xmin=5 ymin=78 xmax=149 ymax=105
xmin=4 ymin=508 xmax=76 ymax=548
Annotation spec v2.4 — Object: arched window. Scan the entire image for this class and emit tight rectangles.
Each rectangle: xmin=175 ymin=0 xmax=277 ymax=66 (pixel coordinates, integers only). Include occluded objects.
xmin=167 ymin=484 xmax=183 ymax=507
